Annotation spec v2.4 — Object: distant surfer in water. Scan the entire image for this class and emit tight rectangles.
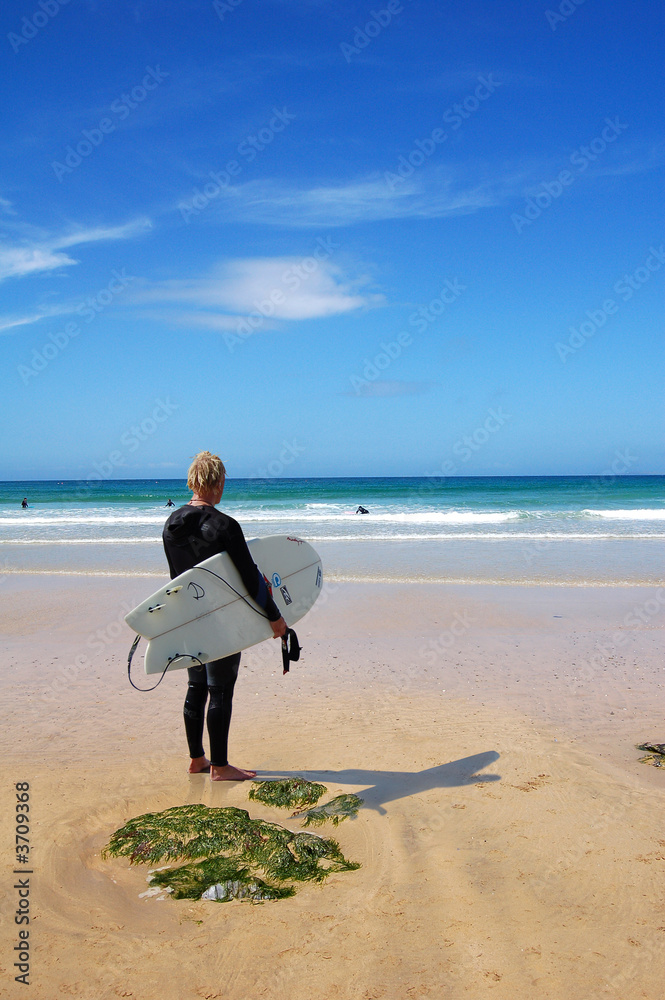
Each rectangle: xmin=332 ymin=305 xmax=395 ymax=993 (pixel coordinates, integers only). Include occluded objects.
xmin=355 ymin=505 xmax=369 ymax=514
xmin=165 ymin=499 xmax=175 ymax=507
xmin=21 ymin=498 xmax=28 ymax=508
xmin=162 ymin=451 xmax=287 ymax=781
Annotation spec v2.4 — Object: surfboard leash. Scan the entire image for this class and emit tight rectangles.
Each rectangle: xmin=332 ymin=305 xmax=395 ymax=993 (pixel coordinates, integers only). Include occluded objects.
xmin=197 ymin=565 xmax=303 ymax=675
xmin=127 ymin=565 xmax=300 ymax=688
xmin=281 ymin=628 xmax=301 ymax=675
xmin=126 ymin=634 xmax=205 ymax=692
xmin=194 ymin=565 xmax=272 ymax=620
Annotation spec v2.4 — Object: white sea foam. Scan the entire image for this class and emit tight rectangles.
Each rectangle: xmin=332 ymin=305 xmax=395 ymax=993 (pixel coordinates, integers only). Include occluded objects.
xmin=0 ymin=513 xmax=166 ymax=525
xmin=2 ymin=532 xmax=664 ymax=546
xmin=0 ymin=509 xmax=520 ymax=527
xmin=0 ymin=538 xmax=161 ymax=545
xmin=582 ymin=509 xmax=665 ymax=520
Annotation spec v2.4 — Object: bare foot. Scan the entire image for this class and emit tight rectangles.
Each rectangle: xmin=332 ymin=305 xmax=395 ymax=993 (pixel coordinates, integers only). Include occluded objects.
xmin=188 ymin=755 xmax=211 ymax=774
xmin=211 ymin=764 xmax=257 ymax=781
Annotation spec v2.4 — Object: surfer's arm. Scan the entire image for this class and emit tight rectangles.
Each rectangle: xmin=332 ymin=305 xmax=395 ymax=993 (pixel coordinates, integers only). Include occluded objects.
xmin=224 ymin=519 xmax=283 ymax=621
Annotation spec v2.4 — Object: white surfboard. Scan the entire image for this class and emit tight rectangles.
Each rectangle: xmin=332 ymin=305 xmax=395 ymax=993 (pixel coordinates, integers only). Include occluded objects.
xmin=125 ymin=534 xmax=322 ymax=674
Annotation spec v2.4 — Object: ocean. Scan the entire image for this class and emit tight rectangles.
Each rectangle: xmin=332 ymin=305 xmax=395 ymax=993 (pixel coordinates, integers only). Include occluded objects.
xmin=1 ymin=476 xmax=663 ymax=585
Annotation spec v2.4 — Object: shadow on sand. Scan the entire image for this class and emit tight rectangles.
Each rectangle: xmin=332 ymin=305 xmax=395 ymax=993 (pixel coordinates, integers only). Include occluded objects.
xmin=254 ymin=752 xmax=501 ymax=814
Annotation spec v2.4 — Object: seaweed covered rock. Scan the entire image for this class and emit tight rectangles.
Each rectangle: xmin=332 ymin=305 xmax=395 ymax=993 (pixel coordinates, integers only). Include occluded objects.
xmin=103 ymin=804 xmax=359 ymax=903
xmin=248 ymin=777 xmax=327 ymax=810
xmin=201 ymin=880 xmax=289 ymax=902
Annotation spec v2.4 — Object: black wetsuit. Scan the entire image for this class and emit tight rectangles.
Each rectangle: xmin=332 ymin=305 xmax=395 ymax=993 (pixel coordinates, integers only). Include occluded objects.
xmin=162 ymin=504 xmax=281 ymax=767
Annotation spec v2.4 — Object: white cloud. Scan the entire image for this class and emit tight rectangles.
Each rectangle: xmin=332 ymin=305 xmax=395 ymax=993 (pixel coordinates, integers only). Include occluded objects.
xmin=0 ymin=245 xmax=78 ymax=281
xmin=0 ymin=217 xmax=151 ymax=282
xmin=0 ymin=304 xmax=76 ymax=335
xmin=185 ymin=142 xmax=660 ymax=229
xmin=202 ymin=170 xmax=502 ymax=228
xmin=133 ymin=257 xmax=382 ymax=327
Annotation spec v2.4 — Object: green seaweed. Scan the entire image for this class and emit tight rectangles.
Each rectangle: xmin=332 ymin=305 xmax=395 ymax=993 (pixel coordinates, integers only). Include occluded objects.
xmin=103 ymin=804 xmax=359 ymax=902
xmin=248 ymin=777 xmax=327 ymax=809
xmin=636 ymin=743 xmax=665 ymax=768
xmin=148 ymin=857 xmax=293 ymax=902
xmin=299 ymin=794 xmax=364 ymax=827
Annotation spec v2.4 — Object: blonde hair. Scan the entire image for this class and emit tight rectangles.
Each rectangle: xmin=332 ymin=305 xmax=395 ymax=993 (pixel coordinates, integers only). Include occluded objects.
xmin=187 ymin=451 xmax=226 ymax=494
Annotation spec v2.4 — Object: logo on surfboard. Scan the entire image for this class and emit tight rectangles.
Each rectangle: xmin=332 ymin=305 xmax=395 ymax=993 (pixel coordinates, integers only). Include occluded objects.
xmin=188 ymin=581 xmax=205 ymax=600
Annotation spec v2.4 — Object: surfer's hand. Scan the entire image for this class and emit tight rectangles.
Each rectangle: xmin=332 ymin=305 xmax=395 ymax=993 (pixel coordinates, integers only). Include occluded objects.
xmin=271 ymin=617 xmax=287 ymax=639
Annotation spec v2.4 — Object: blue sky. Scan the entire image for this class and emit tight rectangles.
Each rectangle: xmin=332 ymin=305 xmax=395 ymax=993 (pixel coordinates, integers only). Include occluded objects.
xmin=1 ymin=0 xmax=663 ymax=479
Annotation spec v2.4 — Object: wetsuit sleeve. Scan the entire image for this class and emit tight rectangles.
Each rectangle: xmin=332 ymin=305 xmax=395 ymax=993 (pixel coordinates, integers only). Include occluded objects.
xmin=224 ymin=518 xmax=282 ymax=621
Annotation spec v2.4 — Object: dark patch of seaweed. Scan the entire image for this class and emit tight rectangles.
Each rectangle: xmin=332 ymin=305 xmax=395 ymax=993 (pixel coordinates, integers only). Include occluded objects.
xmin=636 ymin=743 xmax=665 ymax=768
xmin=148 ymin=857 xmax=293 ymax=901
xmin=248 ymin=777 xmax=327 ymax=809
xmin=103 ymin=804 xmax=359 ymax=901
xmin=299 ymin=794 xmax=364 ymax=827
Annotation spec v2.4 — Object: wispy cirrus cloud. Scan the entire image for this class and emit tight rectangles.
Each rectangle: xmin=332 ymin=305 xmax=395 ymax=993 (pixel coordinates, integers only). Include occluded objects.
xmin=132 ymin=256 xmax=383 ymax=331
xmin=184 ymin=138 xmax=663 ymax=229
xmin=0 ymin=217 xmax=152 ymax=283
xmin=201 ymin=170 xmax=502 ymax=228
xmin=0 ymin=303 xmax=77 ymax=335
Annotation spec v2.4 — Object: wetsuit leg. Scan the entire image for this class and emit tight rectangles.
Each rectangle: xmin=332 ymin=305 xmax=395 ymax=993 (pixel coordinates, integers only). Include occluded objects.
xmin=183 ymin=665 xmax=208 ymax=760
xmin=204 ymin=653 xmax=241 ymax=767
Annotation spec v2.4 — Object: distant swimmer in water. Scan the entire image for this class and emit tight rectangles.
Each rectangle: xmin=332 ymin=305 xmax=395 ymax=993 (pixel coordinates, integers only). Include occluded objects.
xmin=165 ymin=499 xmax=176 ymax=507
xmin=21 ymin=498 xmax=28 ymax=508
xmin=355 ymin=505 xmax=369 ymax=514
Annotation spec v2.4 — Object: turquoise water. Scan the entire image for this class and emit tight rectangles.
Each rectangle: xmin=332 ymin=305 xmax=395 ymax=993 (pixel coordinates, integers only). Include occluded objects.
xmin=1 ymin=477 xmax=664 ymax=584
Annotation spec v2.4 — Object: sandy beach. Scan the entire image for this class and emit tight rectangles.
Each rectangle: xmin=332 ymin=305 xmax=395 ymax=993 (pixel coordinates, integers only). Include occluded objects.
xmin=1 ymin=574 xmax=664 ymax=999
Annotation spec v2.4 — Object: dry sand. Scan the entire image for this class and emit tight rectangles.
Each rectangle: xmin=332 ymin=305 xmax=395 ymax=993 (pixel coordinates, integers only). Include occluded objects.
xmin=1 ymin=575 xmax=664 ymax=999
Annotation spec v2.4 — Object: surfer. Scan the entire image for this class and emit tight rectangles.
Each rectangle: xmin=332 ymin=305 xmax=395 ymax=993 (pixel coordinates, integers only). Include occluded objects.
xmin=165 ymin=499 xmax=175 ymax=507
xmin=21 ymin=498 xmax=28 ymax=508
xmin=162 ymin=451 xmax=287 ymax=782
xmin=355 ymin=505 xmax=369 ymax=514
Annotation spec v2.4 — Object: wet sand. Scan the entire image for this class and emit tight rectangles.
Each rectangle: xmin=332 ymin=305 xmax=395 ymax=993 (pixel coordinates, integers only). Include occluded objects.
xmin=1 ymin=575 xmax=664 ymax=999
